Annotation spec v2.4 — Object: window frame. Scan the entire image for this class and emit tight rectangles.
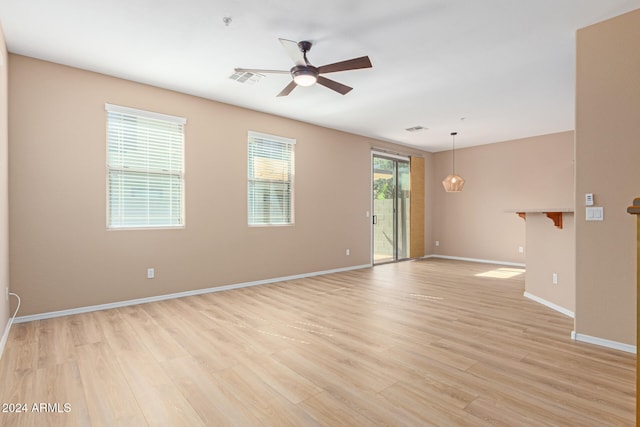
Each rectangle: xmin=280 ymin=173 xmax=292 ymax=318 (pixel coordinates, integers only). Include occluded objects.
xmin=247 ymin=130 xmax=296 ymax=227
xmin=105 ymin=103 xmax=186 ymax=230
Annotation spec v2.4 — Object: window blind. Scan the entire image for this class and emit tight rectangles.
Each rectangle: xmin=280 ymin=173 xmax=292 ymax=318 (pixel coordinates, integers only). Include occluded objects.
xmin=106 ymin=104 xmax=185 ymax=229
xmin=248 ymin=131 xmax=295 ymax=226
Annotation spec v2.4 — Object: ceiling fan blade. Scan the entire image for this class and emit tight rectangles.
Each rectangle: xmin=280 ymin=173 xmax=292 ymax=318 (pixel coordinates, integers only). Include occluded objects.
xmin=276 ymin=80 xmax=298 ymax=97
xmin=234 ymin=68 xmax=290 ymax=74
xmin=318 ymin=56 xmax=372 ymax=74
xmin=317 ymin=76 xmax=353 ymax=95
xmin=279 ymin=38 xmax=306 ymax=66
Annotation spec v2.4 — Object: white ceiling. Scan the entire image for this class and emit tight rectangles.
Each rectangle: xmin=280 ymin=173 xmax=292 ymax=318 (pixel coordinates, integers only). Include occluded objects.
xmin=1 ymin=0 xmax=639 ymax=152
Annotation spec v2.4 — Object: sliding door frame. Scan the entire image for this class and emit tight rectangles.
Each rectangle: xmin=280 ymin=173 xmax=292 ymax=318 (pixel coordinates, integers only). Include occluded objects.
xmin=371 ymin=151 xmax=411 ymax=264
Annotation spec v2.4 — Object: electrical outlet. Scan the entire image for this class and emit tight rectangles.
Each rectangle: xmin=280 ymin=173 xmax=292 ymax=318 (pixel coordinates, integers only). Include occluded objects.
xmin=346 ymin=249 xmax=350 ymax=256
xmin=147 ymin=268 xmax=155 ymax=279
xmin=435 ymin=240 xmax=440 ymax=247
xmin=518 ymin=246 xmax=524 ymax=254
xmin=552 ymin=273 xmax=558 ymax=285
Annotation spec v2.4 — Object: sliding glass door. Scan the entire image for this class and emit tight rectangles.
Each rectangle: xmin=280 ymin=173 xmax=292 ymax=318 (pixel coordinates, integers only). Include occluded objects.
xmin=372 ymin=154 xmax=410 ymax=264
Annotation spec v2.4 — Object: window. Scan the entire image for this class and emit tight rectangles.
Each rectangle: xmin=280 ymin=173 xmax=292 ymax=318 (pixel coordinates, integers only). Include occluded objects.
xmin=106 ymin=104 xmax=185 ymax=229
xmin=248 ymin=131 xmax=295 ymax=226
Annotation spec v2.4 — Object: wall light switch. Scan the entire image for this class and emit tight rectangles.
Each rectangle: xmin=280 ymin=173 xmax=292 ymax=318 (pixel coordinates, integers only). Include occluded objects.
xmin=586 ymin=206 xmax=604 ymax=221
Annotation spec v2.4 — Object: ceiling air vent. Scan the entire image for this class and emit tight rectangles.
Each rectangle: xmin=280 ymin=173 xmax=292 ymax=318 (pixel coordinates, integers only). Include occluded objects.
xmin=229 ymin=71 xmax=264 ymax=85
xmin=405 ymin=125 xmax=428 ymax=133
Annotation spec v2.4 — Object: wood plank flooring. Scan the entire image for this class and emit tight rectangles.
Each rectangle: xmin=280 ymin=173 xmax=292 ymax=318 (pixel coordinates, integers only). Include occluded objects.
xmin=0 ymin=259 xmax=635 ymax=426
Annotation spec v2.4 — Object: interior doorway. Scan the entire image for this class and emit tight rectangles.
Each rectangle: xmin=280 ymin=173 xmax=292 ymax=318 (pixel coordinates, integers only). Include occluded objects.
xmin=372 ymin=153 xmax=410 ymax=264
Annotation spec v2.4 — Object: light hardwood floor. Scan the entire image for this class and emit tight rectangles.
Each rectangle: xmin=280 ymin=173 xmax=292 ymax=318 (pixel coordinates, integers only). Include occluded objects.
xmin=0 ymin=259 xmax=635 ymax=426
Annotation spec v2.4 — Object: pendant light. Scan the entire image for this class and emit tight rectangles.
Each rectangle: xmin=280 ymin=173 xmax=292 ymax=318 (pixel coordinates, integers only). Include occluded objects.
xmin=442 ymin=132 xmax=465 ymax=192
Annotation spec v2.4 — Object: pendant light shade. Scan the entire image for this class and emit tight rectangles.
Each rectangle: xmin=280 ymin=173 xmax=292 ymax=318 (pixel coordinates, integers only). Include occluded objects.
xmin=442 ymin=132 xmax=465 ymax=192
xmin=442 ymin=173 xmax=465 ymax=192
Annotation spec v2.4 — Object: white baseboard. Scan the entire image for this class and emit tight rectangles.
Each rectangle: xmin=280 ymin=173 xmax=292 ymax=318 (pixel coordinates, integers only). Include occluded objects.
xmin=523 ymin=292 xmax=574 ymax=318
xmin=14 ymin=263 xmax=372 ymax=324
xmin=571 ymin=331 xmax=636 ymax=354
xmin=424 ymin=254 xmax=526 ymax=268
xmin=0 ymin=317 xmax=12 ymax=360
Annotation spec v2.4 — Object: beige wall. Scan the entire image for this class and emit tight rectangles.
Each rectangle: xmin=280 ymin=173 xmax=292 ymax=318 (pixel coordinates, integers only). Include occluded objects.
xmin=575 ymin=9 xmax=640 ymax=346
xmin=8 ymin=54 xmax=431 ymax=316
xmin=432 ymin=131 xmax=574 ymax=264
xmin=0 ymin=24 xmax=9 ymax=339
xmin=525 ymin=213 xmax=575 ymax=313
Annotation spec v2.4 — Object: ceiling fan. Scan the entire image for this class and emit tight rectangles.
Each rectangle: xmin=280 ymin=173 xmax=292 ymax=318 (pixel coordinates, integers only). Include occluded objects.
xmin=234 ymin=38 xmax=372 ymax=97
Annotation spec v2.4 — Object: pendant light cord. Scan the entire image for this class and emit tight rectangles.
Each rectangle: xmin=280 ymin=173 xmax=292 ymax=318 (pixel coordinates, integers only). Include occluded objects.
xmin=451 ymin=132 xmax=457 ymax=174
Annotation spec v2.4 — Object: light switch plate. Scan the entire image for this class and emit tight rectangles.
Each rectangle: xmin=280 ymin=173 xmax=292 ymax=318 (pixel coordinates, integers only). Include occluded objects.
xmin=586 ymin=206 xmax=604 ymax=221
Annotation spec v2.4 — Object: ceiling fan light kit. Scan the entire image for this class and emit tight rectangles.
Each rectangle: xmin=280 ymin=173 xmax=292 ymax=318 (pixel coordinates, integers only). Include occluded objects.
xmin=234 ymin=38 xmax=372 ymax=97
xmin=291 ymin=65 xmax=318 ymax=86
